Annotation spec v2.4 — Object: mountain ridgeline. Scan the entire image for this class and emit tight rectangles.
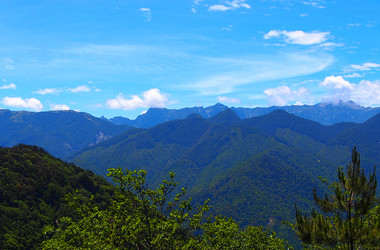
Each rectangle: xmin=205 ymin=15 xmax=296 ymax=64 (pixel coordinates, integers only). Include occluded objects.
xmin=107 ymin=100 xmax=380 ymax=128
xmin=69 ymin=108 xmax=380 ymax=243
xmin=0 ymin=109 xmax=132 ymax=159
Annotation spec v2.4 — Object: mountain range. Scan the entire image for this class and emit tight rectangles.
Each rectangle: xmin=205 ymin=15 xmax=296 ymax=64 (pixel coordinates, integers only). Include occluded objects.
xmin=1 ymin=100 xmax=379 ymax=161
xmin=2 ymin=101 xmax=380 ymax=245
xmin=107 ymin=100 xmax=380 ymax=128
xmin=68 ymin=108 xmax=380 ymax=243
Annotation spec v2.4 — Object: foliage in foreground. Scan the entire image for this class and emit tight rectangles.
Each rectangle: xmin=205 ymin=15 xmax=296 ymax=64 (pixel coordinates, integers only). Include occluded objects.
xmin=43 ymin=167 xmax=291 ymax=249
xmin=293 ymin=147 xmax=380 ymax=249
xmin=0 ymin=145 xmax=114 ymax=249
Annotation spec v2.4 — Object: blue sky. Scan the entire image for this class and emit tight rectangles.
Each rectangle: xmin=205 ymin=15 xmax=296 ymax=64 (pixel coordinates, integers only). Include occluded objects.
xmin=0 ymin=0 xmax=379 ymax=118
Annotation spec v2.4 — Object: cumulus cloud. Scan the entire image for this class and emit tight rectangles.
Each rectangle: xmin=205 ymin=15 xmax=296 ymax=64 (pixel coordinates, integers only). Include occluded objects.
xmin=320 ymin=75 xmax=380 ymax=105
xmin=218 ymin=96 xmax=240 ymax=104
xmin=51 ymin=104 xmax=70 ymax=111
xmin=67 ymin=85 xmax=91 ymax=93
xmin=106 ymin=89 xmax=169 ymax=110
xmin=264 ymin=86 xmax=311 ymax=106
xmin=0 ymin=83 xmax=16 ymax=90
xmin=138 ymin=8 xmax=152 ymax=21
xmin=320 ymin=75 xmax=353 ymax=90
xmin=33 ymin=88 xmax=61 ymax=95
xmin=264 ymin=30 xmax=330 ymax=45
xmin=208 ymin=0 xmax=251 ymax=12
xmin=2 ymin=97 xmax=43 ymax=111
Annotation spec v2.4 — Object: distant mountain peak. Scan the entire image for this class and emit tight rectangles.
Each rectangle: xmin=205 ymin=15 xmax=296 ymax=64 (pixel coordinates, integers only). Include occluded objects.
xmin=207 ymin=103 xmax=228 ymax=109
xmin=205 ymin=103 xmax=229 ymax=116
xmin=318 ymin=100 xmax=364 ymax=109
xmin=209 ymin=108 xmax=241 ymax=125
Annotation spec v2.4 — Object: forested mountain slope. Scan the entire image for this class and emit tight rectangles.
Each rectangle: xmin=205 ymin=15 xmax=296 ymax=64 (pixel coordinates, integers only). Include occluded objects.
xmin=69 ymin=109 xmax=380 ymax=244
xmin=0 ymin=144 xmax=114 ymax=249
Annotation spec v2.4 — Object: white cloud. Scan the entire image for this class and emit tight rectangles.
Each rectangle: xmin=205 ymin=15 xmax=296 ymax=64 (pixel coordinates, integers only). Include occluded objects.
xmin=320 ymin=76 xmax=380 ymax=105
xmin=138 ymin=8 xmax=152 ymax=21
xmin=2 ymin=97 xmax=43 ymax=111
xmin=0 ymin=83 xmax=16 ymax=90
xmin=218 ymin=96 xmax=240 ymax=104
xmin=264 ymin=30 xmax=330 ymax=45
xmin=209 ymin=5 xmax=231 ymax=11
xmin=264 ymin=86 xmax=311 ymax=106
xmin=67 ymin=85 xmax=91 ymax=93
xmin=350 ymin=80 xmax=380 ymax=105
xmin=106 ymin=88 xmax=169 ymax=110
xmin=350 ymin=62 xmax=380 ymax=71
xmin=320 ymin=75 xmax=353 ymax=90
xmin=208 ymin=0 xmax=251 ymax=12
xmin=51 ymin=104 xmax=70 ymax=111
xmin=33 ymin=88 xmax=61 ymax=95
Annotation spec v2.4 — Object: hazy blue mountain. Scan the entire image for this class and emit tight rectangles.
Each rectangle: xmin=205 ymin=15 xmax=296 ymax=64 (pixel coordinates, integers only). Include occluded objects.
xmin=109 ymin=103 xmax=229 ymax=128
xmin=107 ymin=100 xmax=380 ymax=128
xmin=0 ymin=109 xmax=132 ymax=159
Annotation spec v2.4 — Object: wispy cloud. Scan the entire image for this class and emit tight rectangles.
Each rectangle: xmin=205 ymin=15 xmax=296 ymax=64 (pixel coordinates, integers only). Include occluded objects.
xmin=0 ymin=83 xmax=16 ymax=90
xmin=34 ymin=85 xmax=98 ymax=95
xmin=33 ymin=88 xmax=61 ymax=95
xmin=302 ymin=0 xmax=326 ymax=9
xmin=106 ymin=89 xmax=169 ymax=110
xmin=67 ymin=85 xmax=91 ymax=93
xmin=264 ymin=30 xmax=330 ymax=45
xmin=138 ymin=8 xmax=152 ymax=21
xmin=208 ymin=0 xmax=251 ymax=12
xmin=1 ymin=97 xmax=43 ymax=111
xmin=218 ymin=96 xmax=240 ymax=104
xmin=349 ymin=62 xmax=380 ymax=71
xmin=344 ymin=73 xmax=364 ymax=78
xmin=184 ymin=52 xmax=333 ymax=95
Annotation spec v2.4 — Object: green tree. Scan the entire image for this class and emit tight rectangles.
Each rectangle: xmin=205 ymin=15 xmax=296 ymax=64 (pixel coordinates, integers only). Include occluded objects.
xmin=43 ymin=167 xmax=290 ymax=249
xmin=293 ymin=147 xmax=378 ymax=249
